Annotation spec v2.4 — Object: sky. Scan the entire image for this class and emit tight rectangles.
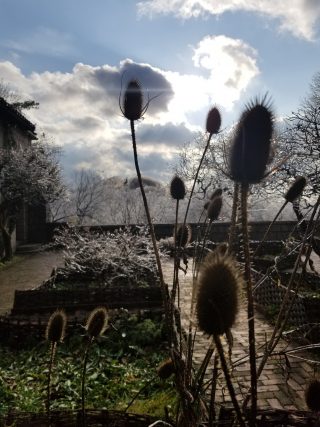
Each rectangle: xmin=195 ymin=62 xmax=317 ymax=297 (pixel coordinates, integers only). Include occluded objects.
xmin=0 ymin=0 xmax=319 ymax=183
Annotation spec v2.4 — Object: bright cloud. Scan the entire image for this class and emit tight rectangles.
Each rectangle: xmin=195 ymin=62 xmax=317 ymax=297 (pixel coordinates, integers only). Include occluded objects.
xmin=0 ymin=60 xmax=186 ymax=181
xmin=0 ymin=35 xmax=258 ymax=180
xmin=191 ymin=35 xmax=259 ymax=109
xmin=137 ymin=0 xmax=320 ymax=41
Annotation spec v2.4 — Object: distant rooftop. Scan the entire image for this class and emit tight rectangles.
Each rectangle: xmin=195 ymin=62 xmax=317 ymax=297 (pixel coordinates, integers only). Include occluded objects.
xmin=0 ymin=97 xmax=36 ymax=137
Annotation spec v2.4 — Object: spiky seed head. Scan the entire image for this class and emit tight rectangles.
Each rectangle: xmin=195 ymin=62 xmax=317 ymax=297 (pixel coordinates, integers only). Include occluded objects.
xmin=157 ymin=358 xmax=175 ymax=379
xmin=305 ymin=380 xmax=320 ymax=411
xmin=85 ymin=307 xmax=108 ymax=338
xmin=45 ymin=310 xmax=67 ymax=343
xmin=229 ymin=97 xmax=274 ymax=184
xmin=207 ymin=196 xmax=222 ymax=222
xmin=170 ymin=175 xmax=186 ymax=200
xmin=196 ymin=251 xmax=243 ymax=336
xmin=210 ymin=188 xmax=223 ymax=200
xmin=123 ymin=80 xmax=143 ymax=121
xmin=175 ymin=223 xmax=192 ymax=247
xmin=206 ymin=107 xmax=221 ymax=135
xmin=285 ymin=176 xmax=307 ymax=203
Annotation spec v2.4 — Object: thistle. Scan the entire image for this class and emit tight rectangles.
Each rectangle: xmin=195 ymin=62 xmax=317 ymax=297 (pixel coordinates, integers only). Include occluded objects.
xmin=210 ymin=188 xmax=223 ymax=200
xmin=207 ymin=196 xmax=223 ymax=222
xmin=170 ymin=175 xmax=186 ymax=200
xmin=285 ymin=176 xmax=307 ymax=203
xmin=305 ymin=379 xmax=320 ymax=411
xmin=46 ymin=309 xmax=67 ymax=343
xmin=206 ymin=107 xmax=221 ymax=135
xmin=229 ymin=96 xmax=274 ymax=184
xmin=157 ymin=358 xmax=175 ymax=379
xmin=85 ymin=306 xmax=108 ymax=339
xmin=45 ymin=310 xmax=67 ymax=418
xmin=82 ymin=307 xmax=108 ymax=421
xmin=175 ymin=223 xmax=192 ymax=248
xmin=196 ymin=251 xmax=242 ymax=336
xmin=196 ymin=251 xmax=245 ymax=426
xmin=121 ymin=79 xmax=144 ymax=121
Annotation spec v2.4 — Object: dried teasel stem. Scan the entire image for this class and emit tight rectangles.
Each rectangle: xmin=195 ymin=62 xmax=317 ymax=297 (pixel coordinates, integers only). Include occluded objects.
xmin=82 ymin=307 xmax=108 ymax=423
xmin=240 ymin=183 xmax=257 ymax=427
xmin=81 ymin=337 xmax=92 ymax=425
xmin=208 ymin=352 xmax=219 ymax=427
xmin=305 ymin=379 xmax=320 ymax=411
xmin=254 ymin=176 xmax=307 ymax=256
xmin=228 ymin=182 xmax=239 ymax=254
xmin=45 ymin=310 xmax=67 ymax=418
xmin=213 ymin=334 xmax=246 ymax=427
xmin=253 ymin=200 xmax=288 ymax=256
xmin=242 ymin=195 xmax=320 ymax=412
xmin=182 ymin=107 xmax=221 ymax=237
xmin=130 ymin=119 xmax=169 ymax=314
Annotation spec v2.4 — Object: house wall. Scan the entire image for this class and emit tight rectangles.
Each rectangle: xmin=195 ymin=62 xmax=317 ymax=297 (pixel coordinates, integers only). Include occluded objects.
xmin=0 ymin=110 xmax=36 ymax=250
xmin=0 ymin=122 xmax=5 ymax=147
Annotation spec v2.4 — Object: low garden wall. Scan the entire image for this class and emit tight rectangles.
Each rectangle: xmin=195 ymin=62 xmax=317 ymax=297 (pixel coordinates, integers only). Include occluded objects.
xmin=46 ymin=221 xmax=299 ymax=243
xmin=11 ymin=286 xmax=163 ymax=315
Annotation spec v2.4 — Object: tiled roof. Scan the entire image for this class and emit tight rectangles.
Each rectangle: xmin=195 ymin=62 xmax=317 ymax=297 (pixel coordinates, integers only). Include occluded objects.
xmin=0 ymin=97 xmax=36 ymax=134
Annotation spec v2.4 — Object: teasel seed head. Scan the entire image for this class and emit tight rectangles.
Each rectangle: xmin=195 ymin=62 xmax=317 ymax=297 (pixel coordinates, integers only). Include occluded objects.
xmin=170 ymin=175 xmax=186 ymax=200
xmin=206 ymin=107 xmax=221 ymax=135
xmin=229 ymin=96 xmax=274 ymax=184
xmin=46 ymin=310 xmax=67 ymax=343
xmin=85 ymin=307 xmax=108 ymax=339
xmin=207 ymin=196 xmax=223 ymax=222
xmin=285 ymin=176 xmax=307 ymax=203
xmin=123 ymin=79 xmax=143 ymax=121
xmin=175 ymin=223 xmax=192 ymax=247
xmin=305 ymin=379 xmax=320 ymax=411
xmin=196 ymin=251 xmax=243 ymax=336
xmin=157 ymin=358 xmax=175 ymax=379
xmin=210 ymin=188 xmax=223 ymax=200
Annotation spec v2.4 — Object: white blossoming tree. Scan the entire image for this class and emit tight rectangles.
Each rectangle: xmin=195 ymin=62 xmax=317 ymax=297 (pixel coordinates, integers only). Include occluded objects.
xmin=0 ymin=137 xmax=64 ymax=260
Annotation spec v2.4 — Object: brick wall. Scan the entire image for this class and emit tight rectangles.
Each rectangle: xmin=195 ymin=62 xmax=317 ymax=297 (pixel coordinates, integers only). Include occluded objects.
xmin=46 ymin=221 xmax=298 ymax=243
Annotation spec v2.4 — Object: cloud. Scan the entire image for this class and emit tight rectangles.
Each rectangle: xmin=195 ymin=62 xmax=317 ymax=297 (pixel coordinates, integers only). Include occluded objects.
xmin=0 ymin=40 xmax=257 ymax=181
xmin=138 ymin=122 xmax=196 ymax=146
xmin=137 ymin=0 xmax=320 ymax=40
xmin=191 ymin=35 xmax=259 ymax=109
xmin=0 ymin=59 xmax=176 ymax=180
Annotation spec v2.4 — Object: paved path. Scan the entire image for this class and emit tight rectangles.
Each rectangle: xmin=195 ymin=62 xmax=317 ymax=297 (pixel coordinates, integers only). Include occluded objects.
xmin=0 ymin=251 xmax=316 ymax=410
xmin=0 ymin=250 xmax=64 ymax=315
xmin=162 ymin=261 xmax=315 ymax=411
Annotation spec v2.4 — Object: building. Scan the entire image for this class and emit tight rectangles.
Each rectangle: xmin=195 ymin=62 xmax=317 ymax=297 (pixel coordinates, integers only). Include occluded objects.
xmin=0 ymin=97 xmax=46 ymax=253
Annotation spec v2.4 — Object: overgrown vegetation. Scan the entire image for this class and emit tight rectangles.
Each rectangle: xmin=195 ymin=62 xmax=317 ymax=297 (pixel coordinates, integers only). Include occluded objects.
xmin=43 ymin=225 xmax=167 ymax=289
xmin=0 ymin=314 xmax=173 ymax=417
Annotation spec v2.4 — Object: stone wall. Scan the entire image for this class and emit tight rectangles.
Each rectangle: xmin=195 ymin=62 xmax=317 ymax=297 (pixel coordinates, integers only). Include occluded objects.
xmin=46 ymin=221 xmax=298 ymax=243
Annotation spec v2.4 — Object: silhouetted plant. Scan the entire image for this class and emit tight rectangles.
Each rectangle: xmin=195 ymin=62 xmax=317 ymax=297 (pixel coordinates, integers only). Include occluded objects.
xmin=81 ymin=307 xmax=108 ymax=424
xmin=45 ymin=310 xmax=67 ymax=418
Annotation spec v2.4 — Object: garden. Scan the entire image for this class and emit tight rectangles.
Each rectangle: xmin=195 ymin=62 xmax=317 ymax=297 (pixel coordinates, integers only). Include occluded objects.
xmin=1 ymin=78 xmax=320 ymax=427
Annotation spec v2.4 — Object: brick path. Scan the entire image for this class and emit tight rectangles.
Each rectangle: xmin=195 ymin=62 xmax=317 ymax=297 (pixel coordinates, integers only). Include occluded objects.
xmin=162 ymin=260 xmax=316 ymax=411
xmin=0 ymin=250 xmax=63 ymax=315
xmin=0 ymin=250 xmax=317 ymax=410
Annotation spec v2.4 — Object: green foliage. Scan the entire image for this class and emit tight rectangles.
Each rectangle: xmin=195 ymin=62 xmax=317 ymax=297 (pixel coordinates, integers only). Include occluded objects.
xmin=129 ymin=389 xmax=178 ymax=418
xmin=0 ymin=315 xmax=170 ymax=416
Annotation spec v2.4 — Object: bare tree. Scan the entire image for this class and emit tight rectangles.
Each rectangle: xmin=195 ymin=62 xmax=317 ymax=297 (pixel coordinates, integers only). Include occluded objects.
xmin=49 ymin=169 xmax=106 ymax=225
xmin=284 ymin=71 xmax=320 ymax=200
xmin=0 ymin=79 xmax=39 ymax=111
xmin=0 ymin=139 xmax=64 ymax=260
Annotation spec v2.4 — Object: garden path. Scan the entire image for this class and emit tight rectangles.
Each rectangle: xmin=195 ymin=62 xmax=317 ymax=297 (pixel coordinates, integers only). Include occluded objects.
xmin=162 ymin=260 xmax=316 ymax=411
xmin=0 ymin=249 xmax=317 ymax=410
xmin=0 ymin=250 xmax=64 ymax=315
